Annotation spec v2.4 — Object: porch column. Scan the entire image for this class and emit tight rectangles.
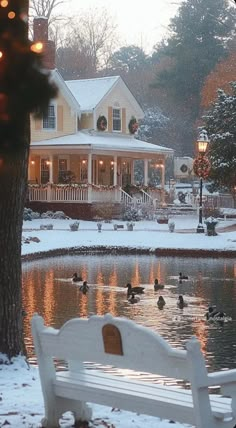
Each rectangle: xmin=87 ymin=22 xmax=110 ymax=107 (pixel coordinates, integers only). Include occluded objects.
xmin=113 ymin=156 xmax=117 ymax=186
xmin=130 ymin=160 xmax=135 ymax=185
xmin=88 ymin=153 xmax=92 ymax=183
xmin=161 ymin=162 xmax=165 ymax=204
xmin=144 ymin=159 xmax=149 ymax=186
xmin=49 ymin=155 xmax=53 ymax=183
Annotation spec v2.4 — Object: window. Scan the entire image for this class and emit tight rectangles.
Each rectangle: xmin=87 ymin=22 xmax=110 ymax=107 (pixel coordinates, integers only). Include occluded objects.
xmin=112 ymin=108 xmax=121 ymax=131
xmin=43 ymin=105 xmax=56 ymax=129
xmin=41 ymin=159 xmax=50 ymax=184
xmin=58 ymin=158 xmax=68 ymax=183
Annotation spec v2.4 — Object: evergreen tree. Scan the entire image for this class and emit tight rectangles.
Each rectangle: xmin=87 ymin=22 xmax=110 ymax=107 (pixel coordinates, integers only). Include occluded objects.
xmin=152 ymin=0 xmax=235 ymax=111
xmin=202 ymin=82 xmax=236 ymax=200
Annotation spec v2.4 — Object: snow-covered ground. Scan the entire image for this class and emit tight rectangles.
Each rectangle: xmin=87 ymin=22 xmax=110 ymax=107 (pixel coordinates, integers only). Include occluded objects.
xmin=1 ymin=213 xmax=236 ymax=428
xmin=22 ymin=213 xmax=236 ymax=256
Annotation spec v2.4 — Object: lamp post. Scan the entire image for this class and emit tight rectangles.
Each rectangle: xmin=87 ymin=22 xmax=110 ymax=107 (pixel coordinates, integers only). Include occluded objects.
xmin=193 ymin=131 xmax=210 ymax=233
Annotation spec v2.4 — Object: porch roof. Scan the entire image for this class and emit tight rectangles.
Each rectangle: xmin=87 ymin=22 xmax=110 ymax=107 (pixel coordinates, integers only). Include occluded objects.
xmin=30 ymin=131 xmax=174 ymax=157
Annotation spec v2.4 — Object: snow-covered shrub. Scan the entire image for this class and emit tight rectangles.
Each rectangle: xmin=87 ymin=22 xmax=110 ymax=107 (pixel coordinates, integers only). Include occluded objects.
xmin=41 ymin=211 xmax=54 ymax=219
xmin=23 ymin=208 xmax=33 ymax=221
xmin=52 ymin=211 xmax=68 ymax=219
xmin=122 ymin=206 xmax=141 ymax=222
xmin=31 ymin=211 xmax=40 ymax=219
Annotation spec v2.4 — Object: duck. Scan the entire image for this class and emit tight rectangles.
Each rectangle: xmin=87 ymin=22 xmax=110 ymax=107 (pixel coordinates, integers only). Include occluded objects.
xmin=206 ymin=306 xmax=226 ymax=321
xmin=125 ymin=283 xmax=145 ymax=297
xmin=128 ymin=292 xmax=140 ymax=304
xmin=177 ymin=295 xmax=188 ymax=308
xmin=72 ymin=273 xmax=83 ymax=283
xmin=157 ymin=295 xmax=166 ymax=309
xmin=79 ymin=281 xmax=89 ymax=295
xmin=179 ymin=272 xmax=189 ymax=281
xmin=154 ymin=278 xmax=164 ymax=291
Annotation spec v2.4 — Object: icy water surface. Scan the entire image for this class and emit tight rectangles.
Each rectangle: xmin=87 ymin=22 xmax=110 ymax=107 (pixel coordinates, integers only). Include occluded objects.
xmin=22 ymin=254 xmax=236 ymax=381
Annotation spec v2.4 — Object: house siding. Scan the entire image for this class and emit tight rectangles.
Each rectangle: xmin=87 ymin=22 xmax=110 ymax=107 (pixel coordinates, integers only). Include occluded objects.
xmin=80 ymin=113 xmax=93 ymax=130
xmin=31 ymin=92 xmax=77 ymax=142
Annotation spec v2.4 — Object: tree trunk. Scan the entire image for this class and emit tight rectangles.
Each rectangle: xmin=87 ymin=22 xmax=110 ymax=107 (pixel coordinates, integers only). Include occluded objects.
xmin=0 ymin=118 xmax=30 ymax=358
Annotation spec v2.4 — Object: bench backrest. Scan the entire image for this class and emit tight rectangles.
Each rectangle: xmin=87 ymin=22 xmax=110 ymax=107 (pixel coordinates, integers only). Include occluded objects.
xmin=31 ymin=313 xmax=208 ymax=382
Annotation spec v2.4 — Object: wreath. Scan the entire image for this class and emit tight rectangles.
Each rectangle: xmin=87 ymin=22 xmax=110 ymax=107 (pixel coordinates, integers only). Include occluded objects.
xmin=193 ymin=156 xmax=211 ymax=179
xmin=97 ymin=115 xmax=107 ymax=131
xmin=128 ymin=117 xmax=139 ymax=134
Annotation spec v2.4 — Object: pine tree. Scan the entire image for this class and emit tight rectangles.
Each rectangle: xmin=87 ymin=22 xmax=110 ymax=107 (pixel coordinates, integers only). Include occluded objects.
xmin=153 ymin=0 xmax=235 ymax=110
xmin=202 ymin=82 xmax=236 ymax=201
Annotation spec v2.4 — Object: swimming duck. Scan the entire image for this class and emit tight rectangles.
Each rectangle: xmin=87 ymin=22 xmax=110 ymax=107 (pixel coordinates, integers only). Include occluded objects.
xmin=72 ymin=273 xmax=83 ymax=283
xmin=79 ymin=281 xmax=89 ymax=295
xmin=206 ymin=306 xmax=226 ymax=321
xmin=179 ymin=272 xmax=189 ymax=281
xmin=125 ymin=283 xmax=145 ymax=297
xmin=128 ymin=292 xmax=140 ymax=304
xmin=177 ymin=295 xmax=188 ymax=308
xmin=154 ymin=278 xmax=164 ymax=291
xmin=157 ymin=296 xmax=166 ymax=309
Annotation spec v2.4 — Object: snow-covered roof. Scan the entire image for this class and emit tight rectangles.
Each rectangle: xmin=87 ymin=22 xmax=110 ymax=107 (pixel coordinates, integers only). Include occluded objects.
xmin=31 ymin=130 xmax=173 ymax=156
xmin=65 ymin=76 xmax=120 ymax=112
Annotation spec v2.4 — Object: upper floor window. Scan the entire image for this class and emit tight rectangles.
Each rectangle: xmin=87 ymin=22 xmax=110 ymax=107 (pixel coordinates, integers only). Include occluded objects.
xmin=112 ymin=108 xmax=121 ymax=132
xmin=43 ymin=105 xmax=56 ymax=129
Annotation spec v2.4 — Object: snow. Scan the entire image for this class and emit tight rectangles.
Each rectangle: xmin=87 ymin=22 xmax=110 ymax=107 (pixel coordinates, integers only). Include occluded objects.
xmin=22 ymin=214 xmax=236 ymax=256
xmin=30 ymin=130 xmax=173 ymax=155
xmin=2 ymin=213 xmax=236 ymax=428
xmin=65 ymin=76 xmax=120 ymax=112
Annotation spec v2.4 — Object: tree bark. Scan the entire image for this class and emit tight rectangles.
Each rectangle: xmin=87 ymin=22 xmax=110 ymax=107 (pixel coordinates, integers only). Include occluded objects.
xmin=0 ymin=118 xmax=30 ymax=358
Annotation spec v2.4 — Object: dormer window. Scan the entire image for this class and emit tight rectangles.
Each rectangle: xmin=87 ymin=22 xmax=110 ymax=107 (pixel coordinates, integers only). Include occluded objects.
xmin=112 ymin=108 xmax=121 ymax=132
xmin=43 ymin=104 xmax=56 ymax=129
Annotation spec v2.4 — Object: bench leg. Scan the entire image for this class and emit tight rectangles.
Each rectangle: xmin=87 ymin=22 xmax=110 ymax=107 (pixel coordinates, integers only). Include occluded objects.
xmin=73 ymin=401 xmax=93 ymax=424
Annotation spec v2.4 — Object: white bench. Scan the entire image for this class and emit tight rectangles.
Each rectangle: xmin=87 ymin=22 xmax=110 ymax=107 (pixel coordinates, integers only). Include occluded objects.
xmin=31 ymin=313 xmax=236 ymax=428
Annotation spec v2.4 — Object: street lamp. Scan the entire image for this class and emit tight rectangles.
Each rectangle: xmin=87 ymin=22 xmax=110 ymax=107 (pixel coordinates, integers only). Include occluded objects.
xmin=193 ymin=131 xmax=210 ymax=233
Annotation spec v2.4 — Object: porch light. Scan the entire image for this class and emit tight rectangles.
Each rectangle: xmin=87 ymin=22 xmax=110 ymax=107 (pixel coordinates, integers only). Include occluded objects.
xmin=110 ymin=161 xmax=114 ymax=165
xmin=99 ymin=160 xmax=104 ymax=165
xmin=30 ymin=160 xmax=35 ymax=165
xmin=82 ymin=160 xmax=87 ymax=164
xmin=46 ymin=160 xmax=51 ymax=166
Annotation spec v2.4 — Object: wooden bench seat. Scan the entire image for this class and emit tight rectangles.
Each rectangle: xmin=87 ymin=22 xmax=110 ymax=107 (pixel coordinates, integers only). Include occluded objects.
xmin=31 ymin=313 xmax=236 ymax=428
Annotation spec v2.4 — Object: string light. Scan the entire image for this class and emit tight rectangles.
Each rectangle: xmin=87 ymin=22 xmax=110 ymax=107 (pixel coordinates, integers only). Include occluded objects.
xmin=8 ymin=11 xmax=16 ymax=19
xmin=0 ymin=51 xmax=3 ymax=59
xmin=0 ymin=0 xmax=8 ymax=7
xmin=30 ymin=42 xmax=44 ymax=54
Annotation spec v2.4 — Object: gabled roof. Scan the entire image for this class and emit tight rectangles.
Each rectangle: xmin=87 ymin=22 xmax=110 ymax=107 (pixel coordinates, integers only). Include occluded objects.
xmin=65 ymin=76 xmax=120 ymax=113
xmin=51 ymin=70 xmax=81 ymax=117
xmin=65 ymin=76 xmax=144 ymax=118
xmin=31 ymin=131 xmax=173 ymax=157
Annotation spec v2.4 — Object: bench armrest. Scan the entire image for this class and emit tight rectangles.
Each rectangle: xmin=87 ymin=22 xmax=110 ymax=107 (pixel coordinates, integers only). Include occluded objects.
xmin=207 ymin=369 xmax=236 ymax=387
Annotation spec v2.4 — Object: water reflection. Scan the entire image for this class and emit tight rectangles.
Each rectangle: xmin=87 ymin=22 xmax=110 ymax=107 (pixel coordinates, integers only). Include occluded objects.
xmin=22 ymin=254 xmax=236 ymax=373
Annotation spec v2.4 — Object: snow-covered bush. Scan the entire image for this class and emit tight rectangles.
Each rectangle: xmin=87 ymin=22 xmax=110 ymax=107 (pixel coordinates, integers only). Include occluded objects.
xmin=23 ymin=208 xmax=33 ymax=221
xmin=52 ymin=211 xmax=68 ymax=219
xmin=31 ymin=211 xmax=40 ymax=219
xmin=69 ymin=221 xmax=80 ymax=231
xmin=122 ymin=206 xmax=141 ymax=222
xmin=41 ymin=211 xmax=54 ymax=219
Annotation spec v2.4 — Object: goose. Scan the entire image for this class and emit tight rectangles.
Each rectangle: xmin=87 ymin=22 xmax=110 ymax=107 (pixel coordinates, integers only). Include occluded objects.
xmin=79 ymin=281 xmax=89 ymax=295
xmin=206 ymin=306 xmax=226 ymax=321
xmin=157 ymin=296 xmax=166 ymax=309
xmin=128 ymin=293 xmax=140 ymax=304
xmin=154 ymin=278 xmax=164 ymax=291
xmin=125 ymin=283 xmax=145 ymax=297
xmin=72 ymin=273 xmax=83 ymax=283
xmin=177 ymin=295 xmax=188 ymax=308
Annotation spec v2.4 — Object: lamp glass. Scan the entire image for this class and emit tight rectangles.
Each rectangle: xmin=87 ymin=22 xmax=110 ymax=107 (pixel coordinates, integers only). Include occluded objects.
xmin=197 ymin=140 xmax=208 ymax=154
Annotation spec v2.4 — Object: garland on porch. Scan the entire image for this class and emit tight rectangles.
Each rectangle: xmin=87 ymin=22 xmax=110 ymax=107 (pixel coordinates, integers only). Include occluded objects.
xmin=128 ymin=117 xmax=139 ymax=134
xmin=97 ymin=115 xmax=107 ymax=131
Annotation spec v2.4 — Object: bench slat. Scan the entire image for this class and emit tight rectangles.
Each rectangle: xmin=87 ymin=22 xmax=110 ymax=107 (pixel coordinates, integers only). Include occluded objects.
xmin=54 ymin=370 xmax=232 ymax=423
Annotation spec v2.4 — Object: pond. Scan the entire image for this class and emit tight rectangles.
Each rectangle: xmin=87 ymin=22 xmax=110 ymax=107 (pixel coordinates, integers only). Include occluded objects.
xmin=22 ymin=254 xmax=236 ymax=378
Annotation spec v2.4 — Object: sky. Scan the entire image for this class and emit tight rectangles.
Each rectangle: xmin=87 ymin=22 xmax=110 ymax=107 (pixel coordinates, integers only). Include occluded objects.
xmin=57 ymin=0 xmax=181 ymax=54
xmin=2 ymin=212 xmax=236 ymax=427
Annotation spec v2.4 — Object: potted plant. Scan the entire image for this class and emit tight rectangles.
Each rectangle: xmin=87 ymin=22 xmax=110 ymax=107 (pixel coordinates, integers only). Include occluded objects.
xmin=204 ymin=217 xmax=218 ymax=236
xmin=126 ymin=222 xmax=135 ymax=231
xmin=69 ymin=221 xmax=80 ymax=231
xmin=97 ymin=222 xmax=102 ymax=232
xmin=168 ymin=220 xmax=175 ymax=233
